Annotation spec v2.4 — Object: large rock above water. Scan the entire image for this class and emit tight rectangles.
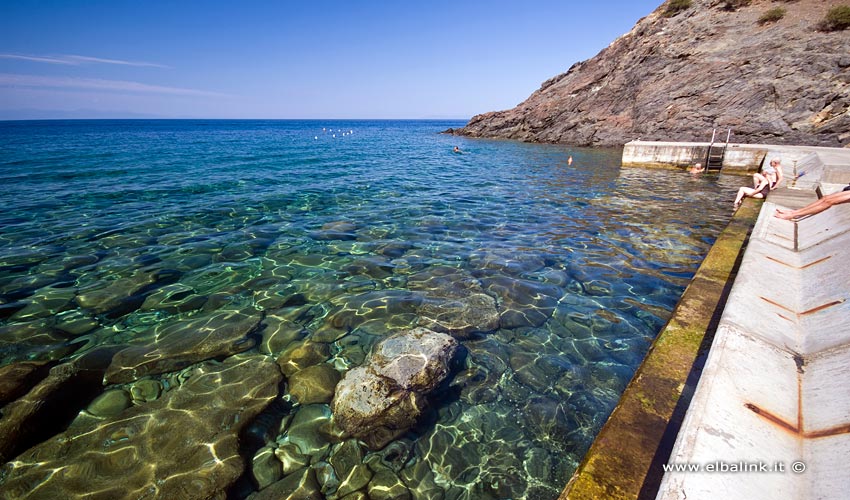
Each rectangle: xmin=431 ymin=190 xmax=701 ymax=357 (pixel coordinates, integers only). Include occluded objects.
xmin=0 ymin=355 xmax=282 ymax=500
xmin=453 ymin=0 xmax=850 ymax=147
xmin=331 ymin=328 xmax=458 ymax=450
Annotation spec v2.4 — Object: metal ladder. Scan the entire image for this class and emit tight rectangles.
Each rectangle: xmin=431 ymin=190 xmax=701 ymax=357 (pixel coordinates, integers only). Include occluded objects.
xmin=704 ymin=128 xmax=731 ymax=171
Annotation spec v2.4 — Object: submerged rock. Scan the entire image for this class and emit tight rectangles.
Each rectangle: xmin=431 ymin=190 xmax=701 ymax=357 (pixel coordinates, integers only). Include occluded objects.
xmin=0 ymin=319 xmax=78 ymax=363
xmin=342 ymin=256 xmax=395 ymax=280
xmin=75 ymin=269 xmax=159 ymax=316
xmin=140 ymin=283 xmax=207 ymax=314
xmin=0 ymin=360 xmax=50 ymax=405
xmin=129 ymin=379 xmax=162 ymax=404
xmin=259 ymin=314 xmax=307 ymax=355
xmin=332 ymin=328 xmax=458 ymax=450
xmin=408 ymin=267 xmax=500 ymax=337
xmin=104 ymin=310 xmax=260 ymax=383
xmin=9 ymin=284 xmax=75 ymax=321
xmin=314 ymin=460 xmax=340 ymax=496
xmin=285 ymin=404 xmax=334 ymax=458
xmin=368 ymin=468 xmax=412 ymax=500
xmin=86 ymin=388 xmax=132 ymax=417
xmin=288 ymin=364 xmax=341 ymax=405
xmin=523 ymin=396 xmax=577 ymax=445
xmin=398 ymin=460 xmax=444 ymax=500
xmin=252 ymin=445 xmax=284 ymax=490
xmin=335 ymin=463 xmax=373 ymax=497
xmin=274 ymin=443 xmax=311 ymax=476
xmin=310 ymin=221 xmax=359 ymax=241
xmin=0 ymin=355 xmax=282 ymax=500
xmin=53 ymin=309 xmax=100 ymax=336
xmin=327 ymin=290 xmax=422 ymax=333
xmin=329 ymin=439 xmax=365 ymax=479
xmin=480 ymin=276 xmax=560 ymax=329
xmin=0 ymin=346 xmax=119 ymax=464
xmin=277 ymin=341 xmax=331 ymax=377
xmin=248 ymin=467 xmax=322 ymax=500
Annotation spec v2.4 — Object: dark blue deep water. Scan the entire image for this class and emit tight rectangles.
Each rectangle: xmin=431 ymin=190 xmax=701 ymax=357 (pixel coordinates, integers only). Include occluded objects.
xmin=0 ymin=120 xmax=740 ymax=499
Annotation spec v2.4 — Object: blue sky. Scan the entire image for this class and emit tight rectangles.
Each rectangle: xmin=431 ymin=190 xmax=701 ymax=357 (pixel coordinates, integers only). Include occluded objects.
xmin=0 ymin=1 xmax=661 ymax=120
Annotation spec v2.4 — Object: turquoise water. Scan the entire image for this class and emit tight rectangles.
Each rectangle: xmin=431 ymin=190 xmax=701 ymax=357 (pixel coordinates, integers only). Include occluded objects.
xmin=0 ymin=120 xmax=739 ymax=499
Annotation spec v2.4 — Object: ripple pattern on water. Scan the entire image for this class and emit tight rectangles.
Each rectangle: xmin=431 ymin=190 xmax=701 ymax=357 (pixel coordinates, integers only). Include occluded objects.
xmin=0 ymin=120 xmax=741 ymax=499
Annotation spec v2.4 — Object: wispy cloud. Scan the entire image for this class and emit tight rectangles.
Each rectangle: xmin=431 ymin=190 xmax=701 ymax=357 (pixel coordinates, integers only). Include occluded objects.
xmin=0 ymin=53 xmax=169 ymax=68
xmin=0 ymin=73 xmax=228 ymax=97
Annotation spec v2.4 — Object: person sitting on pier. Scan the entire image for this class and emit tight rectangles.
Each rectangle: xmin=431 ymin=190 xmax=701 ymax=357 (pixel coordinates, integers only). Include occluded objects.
xmin=733 ymin=172 xmax=771 ymax=209
xmin=774 ymin=185 xmax=850 ymax=220
xmin=761 ymin=158 xmax=784 ymax=189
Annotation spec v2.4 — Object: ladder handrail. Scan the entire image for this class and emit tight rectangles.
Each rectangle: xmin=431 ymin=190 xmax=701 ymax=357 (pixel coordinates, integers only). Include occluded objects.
xmin=704 ymin=128 xmax=731 ymax=171
xmin=721 ymin=128 xmax=731 ymax=157
xmin=704 ymin=128 xmax=717 ymax=167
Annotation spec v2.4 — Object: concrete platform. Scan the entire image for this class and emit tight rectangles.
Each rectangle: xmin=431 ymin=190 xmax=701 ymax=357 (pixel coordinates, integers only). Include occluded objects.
xmin=563 ymin=144 xmax=850 ymax=500
xmin=656 ymin=148 xmax=850 ymax=500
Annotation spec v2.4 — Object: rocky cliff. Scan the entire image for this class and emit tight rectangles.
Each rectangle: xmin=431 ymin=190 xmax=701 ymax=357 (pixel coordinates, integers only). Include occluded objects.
xmin=452 ymin=0 xmax=850 ymax=147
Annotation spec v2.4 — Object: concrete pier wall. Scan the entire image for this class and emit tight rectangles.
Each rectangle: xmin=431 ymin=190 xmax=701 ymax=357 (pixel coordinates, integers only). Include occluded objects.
xmin=623 ymin=141 xmax=850 ymax=176
xmin=656 ymin=178 xmax=850 ymax=499
xmin=621 ymin=141 xmax=768 ymax=173
xmin=563 ymin=144 xmax=850 ymax=500
xmin=621 ymin=141 xmax=710 ymax=169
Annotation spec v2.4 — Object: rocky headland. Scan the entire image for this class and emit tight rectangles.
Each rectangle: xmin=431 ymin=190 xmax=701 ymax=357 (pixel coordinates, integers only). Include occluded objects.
xmin=451 ymin=0 xmax=850 ymax=147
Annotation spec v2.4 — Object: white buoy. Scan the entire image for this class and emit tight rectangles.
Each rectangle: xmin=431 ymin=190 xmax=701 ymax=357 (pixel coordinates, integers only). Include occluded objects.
xmin=314 ymin=136 xmax=318 ymax=139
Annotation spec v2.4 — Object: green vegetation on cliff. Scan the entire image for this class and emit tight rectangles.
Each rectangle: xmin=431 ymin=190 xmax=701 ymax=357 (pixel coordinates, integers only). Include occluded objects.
xmin=819 ymin=5 xmax=850 ymax=31
xmin=758 ymin=7 xmax=786 ymax=25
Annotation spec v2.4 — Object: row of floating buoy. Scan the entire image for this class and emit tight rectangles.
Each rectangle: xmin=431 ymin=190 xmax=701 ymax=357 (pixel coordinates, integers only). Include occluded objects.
xmin=315 ymin=128 xmax=355 ymax=140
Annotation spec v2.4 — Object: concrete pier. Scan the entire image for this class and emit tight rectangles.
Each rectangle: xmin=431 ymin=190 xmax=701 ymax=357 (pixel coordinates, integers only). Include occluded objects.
xmin=622 ymin=140 xmax=850 ymax=175
xmin=622 ymin=141 xmax=767 ymax=173
xmin=655 ymin=148 xmax=850 ymax=500
xmin=562 ymin=144 xmax=850 ymax=500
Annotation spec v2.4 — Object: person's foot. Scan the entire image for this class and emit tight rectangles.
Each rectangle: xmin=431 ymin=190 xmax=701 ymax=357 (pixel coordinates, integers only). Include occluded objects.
xmin=774 ymin=209 xmax=794 ymax=220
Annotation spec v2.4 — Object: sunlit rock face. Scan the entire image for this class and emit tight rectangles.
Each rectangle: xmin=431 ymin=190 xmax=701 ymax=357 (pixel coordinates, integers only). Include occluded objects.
xmin=0 ymin=355 xmax=281 ymax=500
xmin=332 ymin=328 xmax=459 ymax=450
xmin=454 ymin=0 xmax=850 ymax=147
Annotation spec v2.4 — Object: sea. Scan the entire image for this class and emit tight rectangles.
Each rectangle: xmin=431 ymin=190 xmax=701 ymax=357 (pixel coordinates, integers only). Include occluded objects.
xmin=0 ymin=120 xmax=741 ymax=499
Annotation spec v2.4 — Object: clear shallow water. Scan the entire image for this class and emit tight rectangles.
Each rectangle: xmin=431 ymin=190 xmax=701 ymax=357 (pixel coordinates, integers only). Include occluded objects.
xmin=0 ymin=120 xmax=740 ymax=499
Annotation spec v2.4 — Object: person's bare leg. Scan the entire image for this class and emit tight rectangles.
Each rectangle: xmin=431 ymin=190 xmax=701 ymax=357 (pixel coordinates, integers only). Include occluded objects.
xmin=734 ymin=186 xmax=758 ymax=206
xmin=774 ymin=190 xmax=850 ymax=220
xmin=775 ymin=199 xmax=830 ymax=219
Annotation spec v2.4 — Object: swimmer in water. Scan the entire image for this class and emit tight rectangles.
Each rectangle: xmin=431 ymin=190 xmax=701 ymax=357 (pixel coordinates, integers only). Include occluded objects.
xmin=688 ymin=162 xmax=704 ymax=174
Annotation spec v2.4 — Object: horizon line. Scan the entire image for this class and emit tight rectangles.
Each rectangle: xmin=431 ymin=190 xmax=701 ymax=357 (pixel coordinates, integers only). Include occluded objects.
xmin=0 ymin=117 xmax=472 ymax=122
